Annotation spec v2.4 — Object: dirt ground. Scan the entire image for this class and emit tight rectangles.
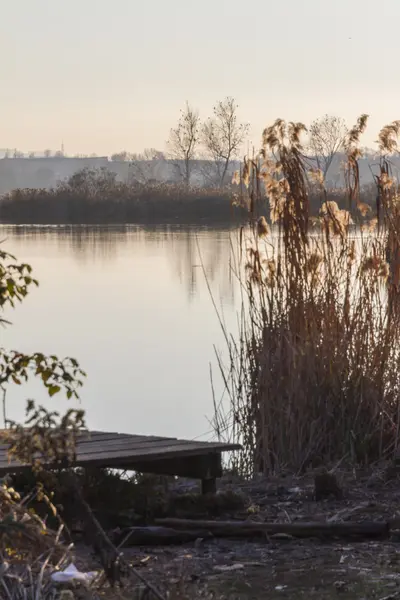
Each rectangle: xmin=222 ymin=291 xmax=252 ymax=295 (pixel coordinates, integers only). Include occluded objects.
xmin=74 ymin=465 xmax=400 ymax=599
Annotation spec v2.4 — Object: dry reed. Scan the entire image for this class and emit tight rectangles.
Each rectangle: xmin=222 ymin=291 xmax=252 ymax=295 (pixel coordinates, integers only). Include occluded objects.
xmin=217 ymin=116 xmax=400 ymax=475
xmin=0 ymin=170 xmax=241 ymax=225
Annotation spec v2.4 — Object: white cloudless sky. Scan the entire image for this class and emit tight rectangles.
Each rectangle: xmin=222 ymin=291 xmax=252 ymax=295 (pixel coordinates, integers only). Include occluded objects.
xmin=1 ymin=0 xmax=399 ymax=155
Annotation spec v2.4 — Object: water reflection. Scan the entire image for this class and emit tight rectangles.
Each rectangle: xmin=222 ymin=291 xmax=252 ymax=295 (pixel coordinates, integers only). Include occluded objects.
xmin=1 ymin=225 xmax=130 ymax=263
xmin=1 ymin=225 xmax=237 ymax=306
xmin=0 ymin=225 xmax=239 ymax=440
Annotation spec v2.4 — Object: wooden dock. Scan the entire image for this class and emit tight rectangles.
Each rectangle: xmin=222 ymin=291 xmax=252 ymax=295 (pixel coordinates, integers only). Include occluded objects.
xmin=0 ymin=430 xmax=241 ymax=494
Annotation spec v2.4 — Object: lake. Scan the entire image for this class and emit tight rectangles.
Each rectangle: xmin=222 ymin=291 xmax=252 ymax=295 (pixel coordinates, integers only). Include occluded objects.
xmin=0 ymin=225 xmax=239 ymax=442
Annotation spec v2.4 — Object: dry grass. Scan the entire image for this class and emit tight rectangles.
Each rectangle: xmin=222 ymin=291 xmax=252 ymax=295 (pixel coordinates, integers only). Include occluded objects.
xmin=0 ymin=168 xmax=243 ymax=225
xmin=0 ymin=165 xmax=379 ymax=226
xmin=217 ymin=115 xmax=400 ymax=476
xmin=0 ymin=479 xmax=75 ymax=600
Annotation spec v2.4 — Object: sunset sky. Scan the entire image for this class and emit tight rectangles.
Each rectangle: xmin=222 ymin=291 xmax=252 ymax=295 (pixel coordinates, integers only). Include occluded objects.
xmin=1 ymin=0 xmax=399 ymax=155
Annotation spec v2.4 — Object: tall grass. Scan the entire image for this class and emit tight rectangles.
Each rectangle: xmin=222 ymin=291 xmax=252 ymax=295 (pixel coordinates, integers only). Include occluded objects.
xmin=0 ymin=166 xmax=378 ymax=225
xmin=218 ymin=116 xmax=400 ymax=476
xmin=0 ymin=168 xmax=246 ymax=225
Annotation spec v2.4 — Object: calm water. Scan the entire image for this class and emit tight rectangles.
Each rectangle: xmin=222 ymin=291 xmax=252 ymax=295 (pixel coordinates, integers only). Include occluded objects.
xmin=0 ymin=225 xmax=239 ymax=441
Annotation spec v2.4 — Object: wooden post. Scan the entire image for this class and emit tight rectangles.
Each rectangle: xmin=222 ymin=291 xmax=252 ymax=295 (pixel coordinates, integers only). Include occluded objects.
xmin=200 ymin=453 xmax=221 ymax=495
xmin=201 ymin=476 xmax=217 ymax=495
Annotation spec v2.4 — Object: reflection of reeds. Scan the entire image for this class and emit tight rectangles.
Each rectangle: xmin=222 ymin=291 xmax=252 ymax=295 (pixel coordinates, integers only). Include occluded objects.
xmin=1 ymin=225 xmax=237 ymax=306
xmin=216 ymin=116 xmax=400 ymax=476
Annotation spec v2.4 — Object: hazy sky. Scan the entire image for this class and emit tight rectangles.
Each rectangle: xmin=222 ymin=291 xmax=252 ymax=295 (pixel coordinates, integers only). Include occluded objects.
xmin=1 ymin=0 xmax=399 ymax=155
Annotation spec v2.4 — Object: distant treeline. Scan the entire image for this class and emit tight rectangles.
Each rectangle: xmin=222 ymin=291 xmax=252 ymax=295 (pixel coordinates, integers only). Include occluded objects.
xmin=0 ymin=167 xmax=378 ymax=226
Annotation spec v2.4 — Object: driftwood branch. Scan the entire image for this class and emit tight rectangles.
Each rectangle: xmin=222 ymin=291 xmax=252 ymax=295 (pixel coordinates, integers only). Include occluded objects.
xmin=115 ymin=526 xmax=213 ymax=547
xmin=155 ymin=518 xmax=390 ymax=540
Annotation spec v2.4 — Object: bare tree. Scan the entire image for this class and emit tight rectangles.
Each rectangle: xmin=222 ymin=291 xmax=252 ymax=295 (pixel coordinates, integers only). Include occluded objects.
xmin=129 ymin=148 xmax=166 ymax=183
xmin=44 ymin=149 xmax=52 ymax=158
xmin=167 ymin=103 xmax=200 ymax=185
xmin=307 ymin=115 xmax=348 ymax=178
xmin=202 ymin=97 xmax=249 ymax=187
xmin=110 ymin=151 xmax=131 ymax=162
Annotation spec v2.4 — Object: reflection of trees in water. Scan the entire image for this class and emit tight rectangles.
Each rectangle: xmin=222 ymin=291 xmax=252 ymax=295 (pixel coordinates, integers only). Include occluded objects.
xmin=61 ymin=226 xmax=129 ymax=263
xmin=147 ymin=226 xmax=236 ymax=306
xmin=0 ymin=225 xmax=236 ymax=305
xmin=1 ymin=225 xmax=130 ymax=263
xmin=131 ymin=225 xmax=236 ymax=305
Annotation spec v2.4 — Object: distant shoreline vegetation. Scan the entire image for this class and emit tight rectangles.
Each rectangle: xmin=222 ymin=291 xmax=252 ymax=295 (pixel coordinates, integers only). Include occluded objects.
xmin=0 ymin=166 xmax=377 ymax=226
xmin=0 ymin=168 xmax=249 ymax=225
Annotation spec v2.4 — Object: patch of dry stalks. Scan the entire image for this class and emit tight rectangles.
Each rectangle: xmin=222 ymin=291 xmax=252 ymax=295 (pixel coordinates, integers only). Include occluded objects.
xmin=0 ymin=170 xmax=238 ymax=225
xmin=0 ymin=479 xmax=73 ymax=600
xmin=218 ymin=116 xmax=400 ymax=475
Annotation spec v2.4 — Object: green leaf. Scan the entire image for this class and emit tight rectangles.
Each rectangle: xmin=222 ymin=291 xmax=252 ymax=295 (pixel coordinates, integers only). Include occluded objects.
xmin=41 ymin=370 xmax=52 ymax=383
xmin=48 ymin=385 xmax=61 ymax=397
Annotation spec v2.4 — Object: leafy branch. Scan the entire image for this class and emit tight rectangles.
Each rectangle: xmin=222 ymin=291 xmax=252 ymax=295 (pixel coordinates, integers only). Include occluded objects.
xmin=0 ymin=350 xmax=86 ymax=399
xmin=0 ymin=245 xmax=87 ymax=470
xmin=0 ymin=248 xmax=39 ymax=325
xmin=3 ymin=402 xmax=86 ymax=471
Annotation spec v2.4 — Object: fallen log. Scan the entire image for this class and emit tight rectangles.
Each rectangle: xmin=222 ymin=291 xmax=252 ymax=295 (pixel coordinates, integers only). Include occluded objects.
xmin=155 ymin=518 xmax=390 ymax=540
xmin=114 ymin=526 xmax=213 ymax=547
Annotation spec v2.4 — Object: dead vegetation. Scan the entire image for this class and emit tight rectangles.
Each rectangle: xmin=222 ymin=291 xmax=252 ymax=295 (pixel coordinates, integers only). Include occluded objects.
xmin=0 ymin=169 xmax=242 ymax=225
xmin=217 ymin=115 xmax=400 ymax=477
xmin=0 ymin=477 xmax=76 ymax=600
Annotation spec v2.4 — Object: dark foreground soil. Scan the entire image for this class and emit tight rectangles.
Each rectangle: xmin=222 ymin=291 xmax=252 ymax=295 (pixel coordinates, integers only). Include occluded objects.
xmin=73 ymin=465 xmax=400 ymax=599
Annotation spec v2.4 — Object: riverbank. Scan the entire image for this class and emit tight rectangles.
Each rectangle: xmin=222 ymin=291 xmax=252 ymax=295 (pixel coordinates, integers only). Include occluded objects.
xmin=6 ymin=462 xmax=400 ymax=599
xmin=48 ymin=464 xmax=400 ymax=599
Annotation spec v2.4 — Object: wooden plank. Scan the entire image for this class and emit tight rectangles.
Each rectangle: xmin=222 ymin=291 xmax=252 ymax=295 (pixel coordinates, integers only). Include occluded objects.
xmin=73 ymin=438 xmax=237 ymax=455
xmin=0 ymin=430 xmax=234 ymax=451
xmin=77 ymin=433 xmax=138 ymax=443
xmin=0 ymin=443 xmax=235 ymax=471
xmin=0 ymin=434 xmax=173 ymax=455
xmin=0 ymin=436 xmax=239 ymax=457
xmin=0 ymin=432 xmax=172 ymax=445
xmin=74 ymin=436 xmax=169 ymax=450
xmin=76 ymin=437 xmax=192 ymax=450
xmin=0 ymin=430 xmax=241 ymax=478
xmin=0 ymin=430 xmax=176 ymax=444
xmin=78 ymin=433 xmax=238 ymax=451
xmin=0 ymin=428 xmax=236 ymax=448
xmin=76 ymin=432 xmax=177 ymax=444
xmin=0 ymin=439 xmax=225 ymax=464
xmin=76 ymin=443 xmax=236 ymax=464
